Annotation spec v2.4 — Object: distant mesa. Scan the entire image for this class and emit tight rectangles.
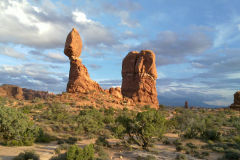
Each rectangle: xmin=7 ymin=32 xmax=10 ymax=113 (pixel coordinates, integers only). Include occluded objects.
xmin=121 ymin=50 xmax=159 ymax=105
xmin=64 ymin=28 xmax=103 ymax=93
xmin=0 ymin=84 xmax=51 ymax=100
xmin=230 ymin=91 xmax=240 ymax=110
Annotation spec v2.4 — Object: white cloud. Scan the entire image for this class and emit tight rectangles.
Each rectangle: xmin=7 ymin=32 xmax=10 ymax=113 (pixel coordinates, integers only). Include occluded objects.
xmin=45 ymin=52 xmax=68 ymax=63
xmin=226 ymin=72 xmax=240 ymax=79
xmin=0 ymin=63 xmax=67 ymax=92
xmin=0 ymin=0 xmax=117 ymax=49
xmin=204 ymin=99 xmax=231 ymax=107
xmin=0 ymin=46 xmax=25 ymax=59
xmin=214 ymin=17 xmax=240 ymax=48
xmin=119 ymin=11 xmax=140 ymax=27
xmin=134 ymin=31 xmax=212 ymax=66
xmin=72 ymin=10 xmax=93 ymax=24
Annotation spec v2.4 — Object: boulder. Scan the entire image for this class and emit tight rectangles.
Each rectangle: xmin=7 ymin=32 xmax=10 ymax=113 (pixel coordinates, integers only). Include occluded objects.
xmin=121 ymin=50 xmax=158 ymax=105
xmin=109 ymin=87 xmax=122 ymax=99
xmin=64 ymin=28 xmax=103 ymax=93
xmin=64 ymin=28 xmax=82 ymax=58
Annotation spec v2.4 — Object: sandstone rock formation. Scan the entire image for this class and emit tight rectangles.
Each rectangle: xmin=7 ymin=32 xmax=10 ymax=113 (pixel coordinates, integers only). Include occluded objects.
xmin=230 ymin=91 xmax=240 ymax=110
xmin=0 ymin=84 xmax=50 ymax=100
xmin=64 ymin=28 xmax=103 ymax=93
xmin=109 ymin=87 xmax=122 ymax=99
xmin=22 ymin=88 xmax=50 ymax=100
xmin=121 ymin=50 xmax=158 ymax=105
xmin=0 ymin=84 xmax=23 ymax=99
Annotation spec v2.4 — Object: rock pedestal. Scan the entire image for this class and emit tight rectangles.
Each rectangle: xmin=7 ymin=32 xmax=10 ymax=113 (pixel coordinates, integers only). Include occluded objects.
xmin=64 ymin=28 xmax=102 ymax=93
xmin=230 ymin=91 xmax=240 ymax=110
xmin=121 ymin=50 xmax=158 ymax=105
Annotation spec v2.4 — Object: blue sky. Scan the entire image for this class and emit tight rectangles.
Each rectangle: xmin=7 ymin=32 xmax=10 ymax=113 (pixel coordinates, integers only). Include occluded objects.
xmin=1 ymin=0 xmax=240 ymax=107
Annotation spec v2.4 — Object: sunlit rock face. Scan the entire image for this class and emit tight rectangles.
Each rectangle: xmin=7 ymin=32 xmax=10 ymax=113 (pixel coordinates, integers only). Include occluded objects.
xmin=121 ymin=50 xmax=158 ymax=105
xmin=64 ymin=28 xmax=102 ymax=93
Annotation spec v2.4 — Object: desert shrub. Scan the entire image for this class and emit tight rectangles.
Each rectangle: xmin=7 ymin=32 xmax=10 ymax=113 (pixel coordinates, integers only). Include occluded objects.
xmin=51 ymin=144 xmax=95 ymax=160
xmin=95 ymin=136 xmax=109 ymax=147
xmin=35 ymin=128 xmax=52 ymax=143
xmin=76 ymin=108 xmax=104 ymax=135
xmin=173 ymin=139 xmax=182 ymax=146
xmin=67 ymin=144 xmax=95 ymax=160
xmin=0 ymin=105 xmax=39 ymax=146
xmin=222 ymin=149 xmax=240 ymax=160
xmin=66 ymin=137 xmax=78 ymax=144
xmin=186 ymin=143 xmax=198 ymax=149
xmin=233 ymin=135 xmax=240 ymax=145
xmin=43 ymin=103 xmax=71 ymax=123
xmin=95 ymin=146 xmax=110 ymax=160
xmin=176 ymin=145 xmax=186 ymax=152
xmin=13 ymin=151 xmax=39 ymax=160
xmin=0 ymin=97 xmax=7 ymax=105
xmin=228 ymin=116 xmax=240 ymax=132
xmin=112 ymin=123 xmax=126 ymax=138
xmin=201 ymin=128 xmax=221 ymax=141
xmin=20 ymin=105 xmax=32 ymax=114
xmin=173 ymin=110 xmax=223 ymax=140
xmin=163 ymin=138 xmax=171 ymax=145
xmin=116 ymin=109 xmax=166 ymax=149
xmin=175 ymin=154 xmax=188 ymax=160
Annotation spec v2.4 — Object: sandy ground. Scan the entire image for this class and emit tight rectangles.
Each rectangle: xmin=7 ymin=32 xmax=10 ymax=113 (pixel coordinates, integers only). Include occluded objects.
xmin=0 ymin=142 xmax=57 ymax=160
xmin=0 ymin=135 xmax=222 ymax=160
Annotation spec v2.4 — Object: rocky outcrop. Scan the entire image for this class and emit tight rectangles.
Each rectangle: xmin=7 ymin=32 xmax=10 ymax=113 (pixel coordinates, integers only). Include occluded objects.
xmin=22 ymin=88 xmax=50 ymax=100
xmin=0 ymin=84 xmax=23 ymax=99
xmin=230 ymin=91 xmax=240 ymax=110
xmin=109 ymin=87 xmax=122 ymax=99
xmin=121 ymin=50 xmax=158 ymax=105
xmin=64 ymin=28 xmax=103 ymax=93
xmin=0 ymin=84 xmax=50 ymax=100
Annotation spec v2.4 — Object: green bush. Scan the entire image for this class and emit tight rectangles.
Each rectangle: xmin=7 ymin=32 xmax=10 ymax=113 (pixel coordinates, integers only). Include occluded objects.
xmin=67 ymin=144 xmax=95 ymax=160
xmin=116 ymin=109 xmax=166 ymax=149
xmin=65 ymin=137 xmax=78 ymax=145
xmin=201 ymin=128 xmax=221 ymax=141
xmin=35 ymin=128 xmax=52 ymax=143
xmin=0 ymin=106 xmax=39 ymax=146
xmin=222 ymin=149 xmax=240 ymax=160
xmin=95 ymin=136 xmax=109 ymax=147
xmin=13 ymin=151 xmax=39 ymax=160
xmin=175 ymin=154 xmax=188 ymax=160
xmin=76 ymin=108 xmax=104 ymax=135
xmin=173 ymin=110 xmax=223 ymax=140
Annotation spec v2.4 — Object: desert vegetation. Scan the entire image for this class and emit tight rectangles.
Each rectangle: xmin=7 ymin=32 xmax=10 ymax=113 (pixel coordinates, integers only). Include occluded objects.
xmin=0 ymin=96 xmax=240 ymax=160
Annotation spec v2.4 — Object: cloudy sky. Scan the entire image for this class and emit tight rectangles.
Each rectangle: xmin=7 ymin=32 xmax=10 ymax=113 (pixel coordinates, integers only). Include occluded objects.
xmin=1 ymin=0 xmax=240 ymax=107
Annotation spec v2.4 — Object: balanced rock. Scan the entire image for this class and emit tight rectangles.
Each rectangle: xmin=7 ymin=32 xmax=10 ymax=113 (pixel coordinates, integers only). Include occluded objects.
xmin=64 ymin=28 xmax=102 ymax=93
xmin=230 ymin=91 xmax=240 ymax=110
xmin=121 ymin=50 xmax=158 ymax=105
xmin=64 ymin=28 xmax=82 ymax=59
